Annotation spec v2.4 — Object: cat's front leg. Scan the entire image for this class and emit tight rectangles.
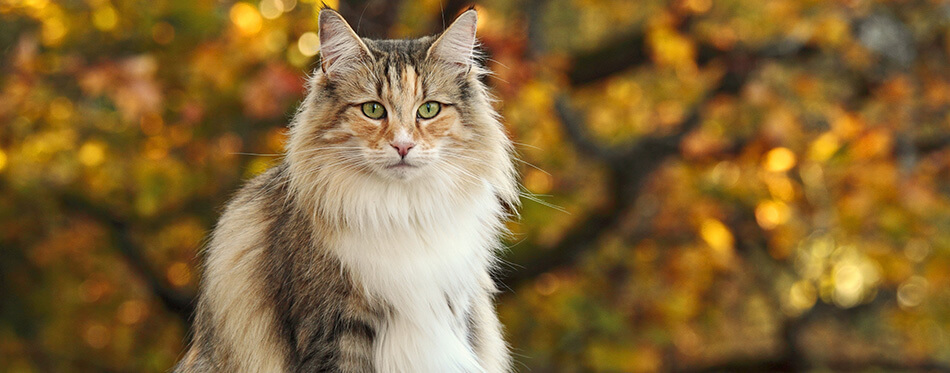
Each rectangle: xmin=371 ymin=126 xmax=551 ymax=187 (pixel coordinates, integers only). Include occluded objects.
xmin=468 ymin=278 xmax=513 ymax=373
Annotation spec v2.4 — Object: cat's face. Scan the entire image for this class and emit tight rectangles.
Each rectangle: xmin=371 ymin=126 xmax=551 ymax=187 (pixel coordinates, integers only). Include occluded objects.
xmin=287 ymin=9 xmax=519 ymax=224
xmin=319 ymin=39 xmax=477 ymax=181
xmin=292 ymin=9 xmax=490 ymax=182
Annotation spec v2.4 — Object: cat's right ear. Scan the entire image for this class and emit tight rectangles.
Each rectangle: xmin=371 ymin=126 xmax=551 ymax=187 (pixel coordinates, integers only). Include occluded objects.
xmin=318 ymin=9 xmax=372 ymax=77
xmin=427 ymin=9 xmax=478 ymax=69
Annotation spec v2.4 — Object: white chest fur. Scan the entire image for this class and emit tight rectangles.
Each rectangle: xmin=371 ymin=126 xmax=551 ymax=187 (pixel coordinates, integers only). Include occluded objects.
xmin=329 ymin=179 xmax=503 ymax=373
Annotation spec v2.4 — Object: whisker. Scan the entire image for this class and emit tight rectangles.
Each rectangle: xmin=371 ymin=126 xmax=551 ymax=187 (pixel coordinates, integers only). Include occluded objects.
xmin=231 ymin=152 xmax=285 ymax=157
xmin=520 ymin=192 xmax=569 ymax=214
xmin=512 ymin=141 xmax=542 ymax=151
xmin=514 ymin=158 xmax=549 ymax=176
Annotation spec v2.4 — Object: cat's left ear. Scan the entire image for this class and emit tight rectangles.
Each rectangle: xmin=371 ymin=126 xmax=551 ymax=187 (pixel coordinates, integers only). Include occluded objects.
xmin=427 ymin=9 xmax=478 ymax=69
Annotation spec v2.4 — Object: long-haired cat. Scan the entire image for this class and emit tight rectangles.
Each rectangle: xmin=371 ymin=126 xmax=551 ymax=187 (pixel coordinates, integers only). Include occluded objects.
xmin=174 ymin=8 xmax=518 ymax=372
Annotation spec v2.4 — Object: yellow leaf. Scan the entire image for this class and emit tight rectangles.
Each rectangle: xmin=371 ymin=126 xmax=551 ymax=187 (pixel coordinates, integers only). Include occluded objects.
xmin=764 ymin=174 xmax=795 ymax=201
xmin=648 ymin=27 xmax=696 ymax=70
xmin=230 ymin=2 xmax=262 ymax=36
xmin=78 ymin=141 xmax=106 ymax=167
xmin=700 ymin=218 xmax=734 ymax=254
xmin=815 ymin=14 xmax=850 ymax=46
xmin=763 ymin=147 xmax=796 ymax=172
xmin=683 ymin=0 xmax=712 ymax=13
xmin=92 ymin=5 xmax=118 ymax=31
xmin=756 ymin=200 xmax=790 ymax=229
xmin=786 ymin=280 xmax=816 ymax=315
xmin=42 ymin=16 xmax=67 ymax=46
xmin=830 ymin=111 xmax=862 ymax=139
xmin=808 ymin=132 xmax=840 ymax=162
xmin=48 ymin=96 xmax=73 ymax=121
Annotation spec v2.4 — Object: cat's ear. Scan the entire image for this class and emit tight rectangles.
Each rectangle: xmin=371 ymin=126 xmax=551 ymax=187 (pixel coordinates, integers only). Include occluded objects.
xmin=318 ymin=9 xmax=372 ymax=77
xmin=427 ymin=9 xmax=478 ymax=68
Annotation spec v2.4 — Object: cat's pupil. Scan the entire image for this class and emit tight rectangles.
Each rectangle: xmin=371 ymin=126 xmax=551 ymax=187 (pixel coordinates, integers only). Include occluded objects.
xmin=362 ymin=102 xmax=386 ymax=119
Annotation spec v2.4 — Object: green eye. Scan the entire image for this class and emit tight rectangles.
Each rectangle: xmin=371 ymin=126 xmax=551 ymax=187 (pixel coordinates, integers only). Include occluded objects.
xmin=417 ymin=101 xmax=441 ymax=119
xmin=361 ymin=102 xmax=386 ymax=119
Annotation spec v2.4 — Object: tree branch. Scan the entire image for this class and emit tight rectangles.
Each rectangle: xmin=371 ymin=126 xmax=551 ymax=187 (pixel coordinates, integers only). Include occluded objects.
xmin=500 ymin=83 xmax=728 ymax=289
xmin=59 ymin=192 xmax=196 ymax=322
xmin=907 ymin=134 xmax=950 ymax=156
xmin=501 ymin=0 xmax=844 ymax=291
xmin=506 ymin=2 xmax=950 ymax=370
xmin=567 ymin=30 xmax=650 ymax=86
xmin=551 ymin=96 xmax=617 ymax=160
xmin=565 ymin=17 xmax=820 ymax=87
xmin=501 ymin=56 xmax=754 ymax=290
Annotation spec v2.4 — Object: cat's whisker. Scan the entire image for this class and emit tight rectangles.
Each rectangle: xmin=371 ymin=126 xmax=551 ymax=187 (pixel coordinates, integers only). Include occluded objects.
xmin=231 ymin=152 xmax=286 ymax=157
xmin=519 ymin=192 xmax=569 ymax=214
xmin=435 ymin=155 xmax=485 ymax=175
xmin=485 ymin=57 xmax=510 ymax=70
xmin=513 ymin=158 xmax=550 ymax=175
xmin=511 ymin=141 xmax=542 ymax=151
xmin=487 ymin=75 xmax=510 ymax=85
xmin=437 ymin=162 xmax=480 ymax=183
xmin=438 ymin=152 xmax=484 ymax=163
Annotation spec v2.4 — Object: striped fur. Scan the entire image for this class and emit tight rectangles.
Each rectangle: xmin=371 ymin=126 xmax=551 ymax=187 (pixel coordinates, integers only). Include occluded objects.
xmin=175 ymin=8 xmax=516 ymax=373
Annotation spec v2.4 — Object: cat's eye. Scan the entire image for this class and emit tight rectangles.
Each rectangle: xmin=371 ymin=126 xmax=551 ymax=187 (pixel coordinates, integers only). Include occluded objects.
xmin=417 ymin=101 xmax=441 ymax=119
xmin=361 ymin=102 xmax=386 ymax=119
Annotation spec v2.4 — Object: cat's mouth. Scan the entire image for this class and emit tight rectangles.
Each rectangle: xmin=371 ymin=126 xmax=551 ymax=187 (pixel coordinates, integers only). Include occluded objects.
xmin=386 ymin=160 xmax=416 ymax=169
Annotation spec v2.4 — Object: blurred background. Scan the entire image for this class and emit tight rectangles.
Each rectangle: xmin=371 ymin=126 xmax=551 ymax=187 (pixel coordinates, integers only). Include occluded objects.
xmin=2 ymin=0 xmax=950 ymax=371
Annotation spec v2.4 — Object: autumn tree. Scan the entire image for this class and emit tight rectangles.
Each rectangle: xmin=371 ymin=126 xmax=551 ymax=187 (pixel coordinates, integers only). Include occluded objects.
xmin=1 ymin=0 xmax=949 ymax=371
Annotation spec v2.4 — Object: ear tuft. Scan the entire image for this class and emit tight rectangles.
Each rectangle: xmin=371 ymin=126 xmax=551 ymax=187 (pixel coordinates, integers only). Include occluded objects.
xmin=318 ymin=9 xmax=371 ymax=76
xmin=427 ymin=9 xmax=478 ymax=68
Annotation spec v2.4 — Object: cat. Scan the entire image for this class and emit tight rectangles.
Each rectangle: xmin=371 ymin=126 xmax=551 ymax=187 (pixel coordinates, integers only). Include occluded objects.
xmin=173 ymin=7 xmax=518 ymax=373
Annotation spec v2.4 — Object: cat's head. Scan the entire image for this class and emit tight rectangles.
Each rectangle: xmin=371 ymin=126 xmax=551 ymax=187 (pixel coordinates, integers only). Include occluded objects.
xmin=287 ymin=8 xmax=517 ymax=210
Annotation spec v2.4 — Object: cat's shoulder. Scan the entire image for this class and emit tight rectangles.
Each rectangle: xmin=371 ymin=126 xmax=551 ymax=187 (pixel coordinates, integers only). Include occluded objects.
xmin=211 ymin=162 xmax=296 ymax=237
xmin=231 ymin=162 xmax=291 ymax=203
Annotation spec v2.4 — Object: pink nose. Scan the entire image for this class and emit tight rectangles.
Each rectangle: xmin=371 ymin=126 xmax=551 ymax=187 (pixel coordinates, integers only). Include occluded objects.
xmin=391 ymin=141 xmax=415 ymax=158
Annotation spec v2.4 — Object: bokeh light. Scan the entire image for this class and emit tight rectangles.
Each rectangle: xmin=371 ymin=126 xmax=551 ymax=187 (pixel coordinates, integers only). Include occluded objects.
xmin=230 ymin=2 xmax=263 ymax=36
xmin=297 ymin=31 xmax=320 ymax=57
xmin=1 ymin=0 xmax=949 ymax=371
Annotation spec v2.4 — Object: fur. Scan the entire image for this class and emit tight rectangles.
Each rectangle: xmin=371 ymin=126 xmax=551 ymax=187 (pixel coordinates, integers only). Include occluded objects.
xmin=175 ymin=8 xmax=517 ymax=373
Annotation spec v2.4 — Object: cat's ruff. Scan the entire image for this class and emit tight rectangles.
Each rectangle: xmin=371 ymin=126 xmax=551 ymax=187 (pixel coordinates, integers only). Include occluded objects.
xmin=330 ymin=177 xmax=503 ymax=372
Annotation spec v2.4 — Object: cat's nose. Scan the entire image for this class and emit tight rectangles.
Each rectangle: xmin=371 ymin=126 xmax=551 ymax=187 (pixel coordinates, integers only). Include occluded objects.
xmin=391 ymin=141 xmax=415 ymax=158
